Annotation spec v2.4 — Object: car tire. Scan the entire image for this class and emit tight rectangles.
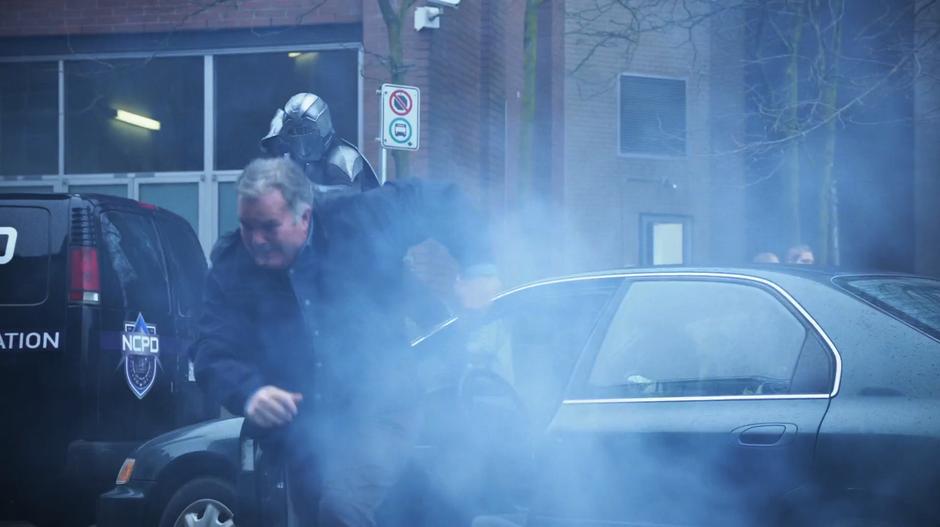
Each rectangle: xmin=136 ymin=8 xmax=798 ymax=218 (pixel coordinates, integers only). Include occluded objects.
xmin=158 ymin=477 xmax=237 ymax=527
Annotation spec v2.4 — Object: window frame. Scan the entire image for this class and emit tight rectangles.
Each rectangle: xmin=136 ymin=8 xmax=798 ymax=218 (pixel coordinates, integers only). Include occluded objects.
xmin=563 ymin=272 xmax=842 ymax=405
xmin=0 ymin=42 xmax=364 ymax=254
xmin=639 ymin=213 xmax=693 ymax=266
xmin=616 ymin=72 xmax=688 ymax=159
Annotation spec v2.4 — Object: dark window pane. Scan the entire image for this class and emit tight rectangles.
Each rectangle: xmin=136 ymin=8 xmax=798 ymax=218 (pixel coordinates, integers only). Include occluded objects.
xmin=790 ymin=337 xmax=835 ymax=394
xmin=99 ymin=212 xmax=170 ymax=314
xmin=0 ymin=185 xmax=54 ymax=194
xmin=837 ymin=276 xmax=940 ymax=341
xmin=424 ymin=280 xmax=619 ymax=424
xmin=69 ymin=184 xmax=128 ymax=198
xmin=588 ymin=280 xmax=811 ymax=397
xmin=0 ymin=205 xmax=50 ymax=305
xmin=619 ymin=75 xmax=686 ymax=156
xmin=215 ymin=50 xmax=359 ymax=170
xmin=65 ymin=58 xmax=203 ymax=173
xmin=139 ymin=183 xmax=199 ymax=233
xmin=0 ymin=62 xmax=58 ymax=176
xmin=218 ymin=181 xmax=239 ymax=236
xmin=156 ymin=217 xmax=206 ymax=317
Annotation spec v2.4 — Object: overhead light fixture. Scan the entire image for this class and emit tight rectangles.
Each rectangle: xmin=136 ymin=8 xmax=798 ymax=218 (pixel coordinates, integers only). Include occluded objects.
xmin=288 ymin=52 xmax=303 ymax=58
xmin=114 ymin=109 xmax=160 ymax=131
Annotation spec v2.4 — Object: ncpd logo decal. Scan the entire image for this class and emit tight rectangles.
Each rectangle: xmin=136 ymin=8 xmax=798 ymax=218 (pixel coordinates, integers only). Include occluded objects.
xmin=121 ymin=313 xmax=160 ymax=399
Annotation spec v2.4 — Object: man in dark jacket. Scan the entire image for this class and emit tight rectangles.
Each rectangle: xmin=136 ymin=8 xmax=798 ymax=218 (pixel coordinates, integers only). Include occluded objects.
xmin=193 ymin=157 xmax=499 ymax=526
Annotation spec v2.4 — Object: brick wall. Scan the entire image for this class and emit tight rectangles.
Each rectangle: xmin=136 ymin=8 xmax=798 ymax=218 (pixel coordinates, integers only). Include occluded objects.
xmin=562 ymin=0 xmax=746 ymax=271
xmin=429 ymin=2 xmax=485 ymax=197
xmin=0 ymin=0 xmax=361 ymax=36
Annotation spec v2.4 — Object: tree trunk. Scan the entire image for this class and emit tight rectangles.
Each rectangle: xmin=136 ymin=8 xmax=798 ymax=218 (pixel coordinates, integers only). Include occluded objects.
xmin=817 ymin=0 xmax=844 ymax=265
xmin=378 ymin=0 xmax=413 ymax=179
xmin=518 ymin=0 xmax=543 ymax=199
xmin=784 ymin=0 xmax=806 ymax=247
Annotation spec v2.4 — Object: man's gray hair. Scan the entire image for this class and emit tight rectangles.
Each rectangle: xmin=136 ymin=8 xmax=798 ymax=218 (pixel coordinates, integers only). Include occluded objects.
xmin=237 ymin=157 xmax=314 ymax=219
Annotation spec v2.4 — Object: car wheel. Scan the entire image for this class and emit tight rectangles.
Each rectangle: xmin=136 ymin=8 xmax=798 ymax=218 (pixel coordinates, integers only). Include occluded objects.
xmin=158 ymin=477 xmax=237 ymax=527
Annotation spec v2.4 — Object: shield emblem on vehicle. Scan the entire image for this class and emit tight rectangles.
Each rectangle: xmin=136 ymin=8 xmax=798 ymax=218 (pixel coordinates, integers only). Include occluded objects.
xmin=121 ymin=313 xmax=161 ymax=399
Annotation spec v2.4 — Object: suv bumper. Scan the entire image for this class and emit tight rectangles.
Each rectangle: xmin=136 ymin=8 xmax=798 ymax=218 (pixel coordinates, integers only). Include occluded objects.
xmin=96 ymin=482 xmax=156 ymax=526
xmin=0 ymin=440 xmax=139 ymax=523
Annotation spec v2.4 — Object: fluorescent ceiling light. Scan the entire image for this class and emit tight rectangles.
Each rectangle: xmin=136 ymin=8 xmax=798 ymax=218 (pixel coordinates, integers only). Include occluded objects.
xmin=114 ymin=109 xmax=161 ymax=131
xmin=288 ymin=52 xmax=303 ymax=58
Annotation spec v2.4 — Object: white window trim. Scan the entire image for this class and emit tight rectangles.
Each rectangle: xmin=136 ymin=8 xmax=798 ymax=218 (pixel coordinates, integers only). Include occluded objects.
xmin=412 ymin=272 xmax=843 ymax=402
xmin=560 ymin=272 xmax=841 ymax=403
xmin=489 ymin=272 xmax=843 ymax=399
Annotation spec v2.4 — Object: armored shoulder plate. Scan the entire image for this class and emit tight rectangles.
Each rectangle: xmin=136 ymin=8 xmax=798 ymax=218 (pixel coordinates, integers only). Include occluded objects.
xmin=324 ymin=139 xmax=381 ymax=189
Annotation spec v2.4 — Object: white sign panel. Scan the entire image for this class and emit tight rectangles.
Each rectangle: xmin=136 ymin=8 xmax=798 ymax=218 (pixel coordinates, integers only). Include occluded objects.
xmin=0 ymin=227 xmax=17 ymax=265
xmin=381 ymin=83 xmax=420 ymax=151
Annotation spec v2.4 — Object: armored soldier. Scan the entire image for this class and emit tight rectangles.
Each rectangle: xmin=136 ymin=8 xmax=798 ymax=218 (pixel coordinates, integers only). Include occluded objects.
xmin=260 ymin=93 xmax=380 ymax=195
xmin=260 ymin=92 xmax=448 ymax=334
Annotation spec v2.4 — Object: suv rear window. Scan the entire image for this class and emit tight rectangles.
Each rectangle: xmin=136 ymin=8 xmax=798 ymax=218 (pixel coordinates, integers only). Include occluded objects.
xmin=837 ymin=276 xmax=940 ymax=341
xmin=0 ymin=206 xmax=51 ymax=305
xmin=99 ymin=211 xmax=170 ymax=314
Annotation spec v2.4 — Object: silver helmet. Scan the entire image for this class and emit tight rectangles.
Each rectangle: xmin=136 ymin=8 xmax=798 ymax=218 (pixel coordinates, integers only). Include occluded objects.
xmin=260 ymin=93 xmax=336 ymax=164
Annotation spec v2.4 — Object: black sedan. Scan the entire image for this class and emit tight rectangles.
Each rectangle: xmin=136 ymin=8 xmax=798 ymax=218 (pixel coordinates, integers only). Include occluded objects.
xmin=99 ymin=267 xmax=940 ymax=527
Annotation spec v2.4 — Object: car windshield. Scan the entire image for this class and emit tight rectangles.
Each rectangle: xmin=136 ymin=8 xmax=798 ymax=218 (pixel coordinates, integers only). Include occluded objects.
xmin=836 ymin=276 xmax=940 ymax=341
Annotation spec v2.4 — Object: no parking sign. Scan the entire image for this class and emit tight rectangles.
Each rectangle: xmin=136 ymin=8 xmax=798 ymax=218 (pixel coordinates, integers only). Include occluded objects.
xmin=381 ymin=84 xmax=420 ymax=151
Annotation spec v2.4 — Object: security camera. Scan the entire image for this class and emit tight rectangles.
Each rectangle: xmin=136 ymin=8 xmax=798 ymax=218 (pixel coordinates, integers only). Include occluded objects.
xmin=427 ymin=0 xmax=460 ymax=8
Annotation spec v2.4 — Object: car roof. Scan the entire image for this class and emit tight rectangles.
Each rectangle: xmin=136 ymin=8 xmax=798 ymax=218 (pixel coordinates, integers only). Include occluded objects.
xmin=2 ymin=192 xmax=141 ymax=206
xmin=1 ymin=192 xmax=183 ymax=220
xmin=502 ymin=265 xmax=935 ymax=293
xmin=415 ymin=266 xmax=937 ymax=347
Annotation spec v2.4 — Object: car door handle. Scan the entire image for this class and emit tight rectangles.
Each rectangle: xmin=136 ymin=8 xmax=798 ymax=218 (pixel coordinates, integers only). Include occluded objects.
xmin=734 ymin=423 xmax=796 ymax=447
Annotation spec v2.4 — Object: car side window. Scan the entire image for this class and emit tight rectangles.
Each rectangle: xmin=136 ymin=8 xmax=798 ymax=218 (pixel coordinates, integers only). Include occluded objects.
xmin=466 ymin=282 xmax=619 ymax=420
xmin=99 ymin=211 xmax=170 ymax=314
xmin=155 ymin=217 xmax=207 ymax=317
xmin=585 ymin=279 xmax=827 ymax=398
xmin=413 ymin=280 xmax=619 ymax=420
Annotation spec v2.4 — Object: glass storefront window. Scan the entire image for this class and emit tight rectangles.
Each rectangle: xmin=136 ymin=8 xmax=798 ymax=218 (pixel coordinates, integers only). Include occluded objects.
xmin=139 ymin=182 xmax=199 ymax=232
xmin=0 ymin=185 xmax=54 ymax=193
xmin=2 ymin=46 xmax=360 ymax=253
xmin=68 ymin=184 xmax=128 ymax=198
xmin=0 ymin=62 xmax=58 ymax=176
xmin=65 ymin=57 xmax=203 ymax=174
xmin=215 ymin=50 xmax=359 ymax=170
xmin=218 ymin=181 xmax=239 ymax=236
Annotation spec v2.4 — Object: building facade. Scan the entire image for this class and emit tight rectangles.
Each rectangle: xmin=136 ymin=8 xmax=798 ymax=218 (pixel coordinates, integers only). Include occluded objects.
xmin=561 ymin=1 xmax=747 ymax=271
xmin=3 ymin=0 xmax=935 ymax=277
xmin=0 ymin=0 xmax=524 ymax=264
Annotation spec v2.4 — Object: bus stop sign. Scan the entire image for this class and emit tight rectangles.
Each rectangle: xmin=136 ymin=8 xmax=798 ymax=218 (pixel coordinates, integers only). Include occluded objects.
xmin=381 ymin=84 xmax=420 ymax=151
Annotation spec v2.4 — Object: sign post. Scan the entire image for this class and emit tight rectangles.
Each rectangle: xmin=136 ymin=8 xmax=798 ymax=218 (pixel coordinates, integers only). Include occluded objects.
xmin=380 ymin=83 xmax=420 ymax=182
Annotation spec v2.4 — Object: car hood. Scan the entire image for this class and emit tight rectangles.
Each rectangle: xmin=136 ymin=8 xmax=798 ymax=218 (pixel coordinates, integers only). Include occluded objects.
xmin=129 ymin=417 xmax=243 ymax=481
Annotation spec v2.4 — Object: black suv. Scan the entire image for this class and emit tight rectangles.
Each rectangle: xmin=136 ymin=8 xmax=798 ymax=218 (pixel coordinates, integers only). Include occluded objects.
xmin=0 ymin=193 xmax=215 ymax=526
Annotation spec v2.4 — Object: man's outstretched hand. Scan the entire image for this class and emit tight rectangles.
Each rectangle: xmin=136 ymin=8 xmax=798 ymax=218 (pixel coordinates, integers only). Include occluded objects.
xmin=455 ymin=274 xmax=502 ymax=311
xmin=245 ymin=385 xmax=303 ymax=428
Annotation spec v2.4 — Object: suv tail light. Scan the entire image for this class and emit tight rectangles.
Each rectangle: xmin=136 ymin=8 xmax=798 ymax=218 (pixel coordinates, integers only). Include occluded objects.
xmin=69 ymin=247 xmax=101 ymax=304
